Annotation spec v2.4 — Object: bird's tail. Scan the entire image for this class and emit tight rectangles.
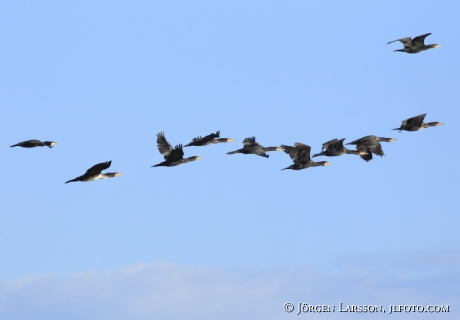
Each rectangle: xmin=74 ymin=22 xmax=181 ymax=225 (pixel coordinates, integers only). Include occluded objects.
xmin=391 ymin=128 xmax=402 ymax=132
xmin=10 ymin=144 xmax=19 ymax=147
xmin=226 ymin=150 xmax=239 ymax=155
xmin=65 ymin=178 xmax=78 ymax=184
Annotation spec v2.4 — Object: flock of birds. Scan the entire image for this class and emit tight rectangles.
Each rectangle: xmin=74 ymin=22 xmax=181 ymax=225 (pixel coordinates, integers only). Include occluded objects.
xmin=11 ymin=111 xmax=443 ymax=182
xmin=10 ymin=33 xmax=442 ymax=183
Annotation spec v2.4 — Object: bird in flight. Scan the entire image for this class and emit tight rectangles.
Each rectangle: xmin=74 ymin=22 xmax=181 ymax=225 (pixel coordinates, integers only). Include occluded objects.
xmin=227 ymin=136 xmax=282 ymax=158
xmin=281 ymin=142 xmax=330 ymax=170
xmin=152 ymin=132 xmax=202 ymax=167
xmin=10 ymin=139 xmax=58 ymax=148
xmin=346 ymin=136 xmax=397 ymax=162
xmin=184 ymin=130 xmax=235 ymax=147
xmin=392 ymin=114 xmax=443 ymax=132
xmin=387 ymin=33 xmax=439 ymax=53
xmin=65 ymin=161 xmax=123 ymax=183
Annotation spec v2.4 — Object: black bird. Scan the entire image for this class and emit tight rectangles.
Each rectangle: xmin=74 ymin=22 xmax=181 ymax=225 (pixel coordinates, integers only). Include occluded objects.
xmin=152 ymin=132 xmax=201 ymax=167
xmin=346 ymin=136 xmax=397 ymax=162
xmin=10 ymin=139 xmax=58 ymax=148
xmin=281 ymin=143 xmax=330 ymax=170
xmin=388 ymin=33 xmax=439 ymax=53
xmin=392 ymin=113 xmax=444 ymax=132
xmin=184 ymin=130 xmax=235 ymax=147
xmin=226 ymin=137 xmax=282 ymax=158
xmin=65 ymin=161 xmax=123 ymax=183
xmin=312 ymin=138 xmax=367 ymax=158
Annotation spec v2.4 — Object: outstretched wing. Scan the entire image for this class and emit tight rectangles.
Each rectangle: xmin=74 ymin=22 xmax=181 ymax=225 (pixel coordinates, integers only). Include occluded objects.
xmin=333 ymin=138 xmax=346 ymax=150
xmin=321 ymin=138 xmax=338 ymax=151
xmin=166 ymin=144 xmax=184 ymax=161
xmin=388 ymin=37 xmax=412 ymax=47
xmin=293 ymin=144 xmax=312 ymax=164
xmin=403 ymin=113 xmax=426 ymax=128
xmin=187 ymin=131 xmax=220 ymax=146
xmin=412 ymin=33 xmax=431 ymax=47
xmin=281 ymin=145 xmax=296 ymax=160
xmin=156 ymin=132 xmax=173 ymax=158
xmin=85 ymin=161 xmax=112 ymax=175
xmin=368 ymin=143 xmax=384 ymax=156
xmin=243 ymin=137 xmax=258 ymax=146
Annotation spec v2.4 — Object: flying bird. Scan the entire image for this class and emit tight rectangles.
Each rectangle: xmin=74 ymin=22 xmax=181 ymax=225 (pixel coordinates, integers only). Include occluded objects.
xmin=392 ymin=113 xmax=444 ymax=132
xmin=184 ymin=130 xmax=235 ymax=147
xmin=281 ymin=143 xmax=330 ymax=170
xmin=10 ymin=139 xmax=58 ymax=148
xmin=65 ymin=161 xmax=123 ymax=183
xmin=312 ymin=138 xmax=367 ymax=158
xmin=387 ymin=33 xmax=439 ymax=53
xmin=346 ymin=136 xmax=397 ymax=162
xmin=152 ymin=132 xmax=201 ymax=167
xmin=226 ymin=136 xmax=282 ymax=158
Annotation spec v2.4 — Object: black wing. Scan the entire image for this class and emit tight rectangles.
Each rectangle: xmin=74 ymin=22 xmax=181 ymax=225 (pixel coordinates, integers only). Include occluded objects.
xmin=333 ymin=138 xmax=346 ymax=150
xmin=293 ymin=143 xmax=312 ymax=164
xmin=166 ymin=144 xmax=184 ymax=161
xmin=324 ymin=138 xmax=346 ymax=152
xmin=321 ymin=139 xmax=338 ymax=151
xmin=243 ymin=137 xmax=258 ymax=146
xmin=412 ymin=33 xmax=431 ymax=47
xmin=281 ymin=145 xmax=296 ymax=160
xmin=85 ymin=161 xmax=112 ymax=175
xmin=186 ymin=131 xmax=220 ymax=146
xmin=156 ymin=132 xmax=173 ymax=158
xmin=368 ymin=143 xmax=384 ymax=156
xmin=403 ymin=114 xmax=426 ymax=128
xmin=388 ymin=37 xmax=412 ymax=47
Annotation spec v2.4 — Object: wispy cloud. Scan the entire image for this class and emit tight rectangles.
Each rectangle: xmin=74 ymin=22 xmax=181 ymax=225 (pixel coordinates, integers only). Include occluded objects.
xmin=1 ymin=254 xmax=459 ymax=320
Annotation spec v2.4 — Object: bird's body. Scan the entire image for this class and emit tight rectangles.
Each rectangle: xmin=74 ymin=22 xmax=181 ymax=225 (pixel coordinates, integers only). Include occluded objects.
xmin=346 ymin=136 xmax=396 ymax=162
xmin=65 ymin=161 xmax=123 ymax=183
xmin=226 ymin=137 xmax=282 ymax=158
xmin=153 ymin=132 xmax=201 ymax=167
xmin=184 ymin=130 xmax=234 ymax=147
xmin=312 ymin=138 xmax=366 ymax=158
xmin=10 ymin=139 xmax=58 ymax=148
xmin=281 ymin=143 xmax=330 ymax=170
xmin=388 ymin=33 xmax=439 ymax=53
xmin=393 ymin=113 xmax=443 ymax=132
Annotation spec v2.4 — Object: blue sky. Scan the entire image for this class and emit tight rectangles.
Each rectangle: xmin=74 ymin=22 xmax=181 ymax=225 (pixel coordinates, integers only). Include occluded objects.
xmin=1 ymin=1 xmax=459 ymax=319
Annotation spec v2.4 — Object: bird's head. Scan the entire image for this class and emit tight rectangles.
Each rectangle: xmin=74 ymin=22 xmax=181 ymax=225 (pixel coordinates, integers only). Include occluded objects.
xmin=44 ymin=141 xmax=59 ymax=148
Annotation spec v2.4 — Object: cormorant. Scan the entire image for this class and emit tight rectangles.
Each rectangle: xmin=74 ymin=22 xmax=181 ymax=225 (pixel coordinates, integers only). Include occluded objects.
xmin=152 ymin=132 xmax=201 ymax=167
xmin=346 ymin=136 xmax=397 ymax=162
xmin=388 ymin=33 xmax=439 ymax=53
xmin=10 ymin=140 xmax=58 ymax=148
xmin=226 ymin=137 xmax=282 ymax=158
xmin=281 ymin=143 xmax=330 ymax=170
xmin=184 ymin=130 xmax=235 ymax=147
xmin=392 ymin=113 xmax=444 ymax=132
xmin=312 ymin=138 xmax=368 ymax=158
xmin=65 ymin=161 xmax=123 ymax=183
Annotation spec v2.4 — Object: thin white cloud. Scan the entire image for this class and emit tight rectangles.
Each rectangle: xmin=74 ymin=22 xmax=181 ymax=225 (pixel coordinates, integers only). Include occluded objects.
xmin=1 ymin=257 xmax=458 ymax=320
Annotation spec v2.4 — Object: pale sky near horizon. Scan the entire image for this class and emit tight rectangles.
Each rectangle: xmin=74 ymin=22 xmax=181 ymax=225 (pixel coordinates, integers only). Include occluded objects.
xmin=1 ymin=1 xmax=459 ymax=319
